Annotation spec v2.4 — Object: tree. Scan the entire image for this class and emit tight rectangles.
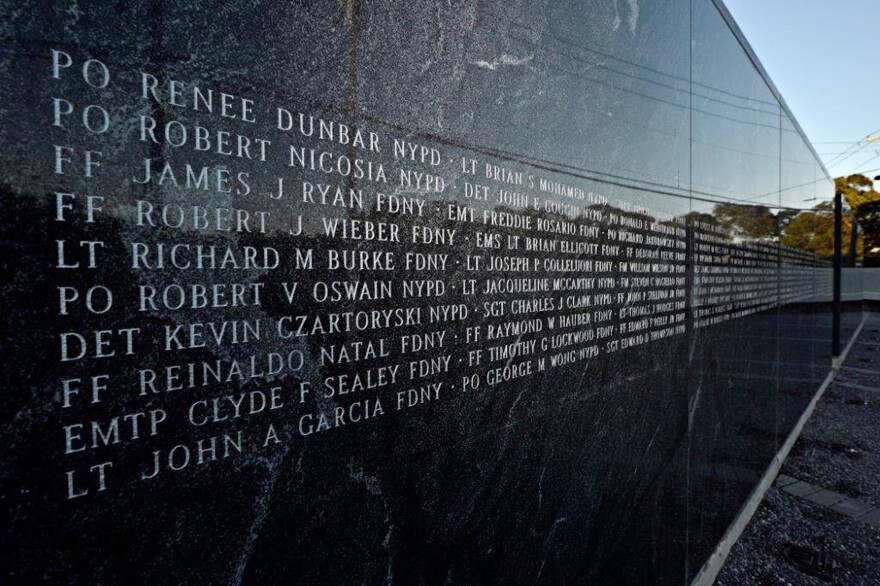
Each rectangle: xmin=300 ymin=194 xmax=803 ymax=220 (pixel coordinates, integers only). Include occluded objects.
xmin=835 ymin=174 xmax=879 ymax=266
xmin=856 ymin=199 xmax=880 ymax=266
xmin=836 ymin=173 xmax=880 ymax=210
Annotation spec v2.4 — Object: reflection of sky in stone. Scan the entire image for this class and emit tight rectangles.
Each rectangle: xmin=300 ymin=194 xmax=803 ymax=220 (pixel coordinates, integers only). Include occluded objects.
xmin=0 ymin=0 xmax=835 ymax=245
xmin=1 ymin=0 xmax=830 ymax=217
xmin=691 ymin=0 xmax=780 ymax=212
xmin=781 ymin=115 xmax=822 ymax=209
xmin=355 ymin=0 xmax=692 ymax=198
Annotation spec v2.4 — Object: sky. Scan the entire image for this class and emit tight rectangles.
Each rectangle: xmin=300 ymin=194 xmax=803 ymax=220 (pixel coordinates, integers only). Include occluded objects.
xmin=723 ymin=0 xmax=880 ymax=179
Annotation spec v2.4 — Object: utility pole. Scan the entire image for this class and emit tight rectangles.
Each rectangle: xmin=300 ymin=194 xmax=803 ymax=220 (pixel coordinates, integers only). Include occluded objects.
xmin=832 ymin=190 xmax=842 ymax=364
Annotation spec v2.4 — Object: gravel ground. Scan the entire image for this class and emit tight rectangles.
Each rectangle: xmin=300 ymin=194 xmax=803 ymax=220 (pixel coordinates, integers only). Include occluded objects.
xmin=717 ymin=313 xmax=880 ymax=586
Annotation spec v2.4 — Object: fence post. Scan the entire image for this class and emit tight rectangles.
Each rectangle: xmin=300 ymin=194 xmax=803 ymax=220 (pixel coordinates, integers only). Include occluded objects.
xmin=832 ymin=190 xmax=842 ymax=364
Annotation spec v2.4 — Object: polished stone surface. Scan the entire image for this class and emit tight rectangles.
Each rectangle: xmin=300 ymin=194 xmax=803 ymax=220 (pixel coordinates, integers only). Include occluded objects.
xmin=0 ymin=0 xmax=857 ymax=584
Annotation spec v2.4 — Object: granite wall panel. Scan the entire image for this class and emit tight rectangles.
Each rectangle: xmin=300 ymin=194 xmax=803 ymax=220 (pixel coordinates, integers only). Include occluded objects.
xmin=0 ymin=1 xmax=843 ymax=584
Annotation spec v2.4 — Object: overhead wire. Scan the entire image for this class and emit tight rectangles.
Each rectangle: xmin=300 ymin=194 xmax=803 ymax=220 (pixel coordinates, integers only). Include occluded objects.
xmin=841 ymin=152 xmax=880 ymax=176
xmin=824 ymin=129 xmax=880 ymax=168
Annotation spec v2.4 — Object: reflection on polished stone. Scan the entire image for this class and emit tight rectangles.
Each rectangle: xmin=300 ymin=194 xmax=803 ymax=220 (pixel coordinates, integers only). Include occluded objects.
xmin=0 ymin=0 xmax=846 ymax=583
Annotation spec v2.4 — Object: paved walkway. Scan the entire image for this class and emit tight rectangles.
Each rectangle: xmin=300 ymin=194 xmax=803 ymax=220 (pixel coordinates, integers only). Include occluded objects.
xmin=717 ymin=313 xmax=880 ymax=585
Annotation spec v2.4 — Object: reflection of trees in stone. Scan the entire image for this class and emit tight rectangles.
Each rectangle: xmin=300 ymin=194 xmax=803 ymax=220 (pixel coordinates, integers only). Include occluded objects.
xmin=780 ymin=202 xmax=835 ymax=259
xmin=771 ymin=174 xmax=878 ymax=262
xmin=711 ymin=203 xmax=776 ymax=242
xmin=681 ymin=211 xmax=718 ymax=226
xmin=688 ymin=192 xmax=864 ymax=259
xmin=775 ymin=209 xmax=800 ymax=236
xmin=779 ymin=201 xmax=862 ymax=262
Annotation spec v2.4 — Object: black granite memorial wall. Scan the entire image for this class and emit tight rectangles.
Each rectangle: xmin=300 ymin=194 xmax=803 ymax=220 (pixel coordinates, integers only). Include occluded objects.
xmin=0 ymin=0 xmax=851 ymax=584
